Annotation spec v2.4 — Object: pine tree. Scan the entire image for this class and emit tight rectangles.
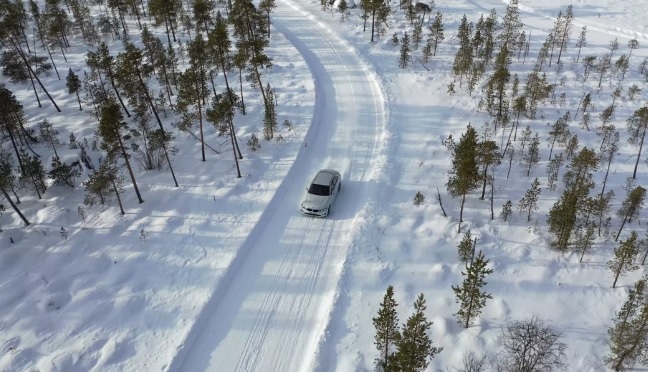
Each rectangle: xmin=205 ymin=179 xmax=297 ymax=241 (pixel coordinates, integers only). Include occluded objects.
xmin=412 ymin=22 xmax=422 ymax=49
xmin=0 ymin=149 xmax=29 ymax=226
xmin=477 ymin=140 xmax=500 ymax=200
xmin=49 ymin=156 xmax=80 ymax=187
xmin=399 ymin=32 xmax=411 ymax=68
xmin=457 ymin=230 xmax=474 ymax=262
xmin=499 ymin=0 xmax=522 ymax=50
xmin=429 ymin=11 xmax=444 ymax=56
xmin=574 ymin=26 xmax=587 ymax=64
xmin=176 ymin=66 xmax=210 ymax=161
xmin=547 ymin=148 xmax=598 ymax=251
xmin=518 ymin=178 xmax=542 ymax=222
xmin=38 ymin=119 xmax=61 ymax=158
xmin=522 ymin=133 xmax=540 ymax=176
xmin=263 ymin=83 xmax=277 ymax=140
xmin=452 ymin=251 xmax=493 ymax=328
xmin=547 ymin=111 xmax=571 ymax=161
xmin=606 ymin=278 xmax=648 ymax=371
xmin=446 ymin=124 xmax=481 ymax=232
xmin=392 ymin=294 xmax=442 ymax=371
xmin=575 ymin=223 xmax=596 ymax=263
xmin=554 ymin=5 xmax=574 ymax=66
xmin=66 ymin=68 xmax=82 ymax=111
xmin=97 ymin=99 xmax=144 ymax=204
xmin=546 ymin=153 xmax=564 ymax=192
xmin=626 ymin=106 xmax=648 ymax=180
xmin=84 ymin=159 xmax=126 ymax=215
xmin=609 ymin=232 xmax=640 ymax=288
xmin=452 ymin=15 xmax=473 ymax=84
xmin=500 ymin=200 xmax=513 ymax=221
xmin=373 ymin=285 xmax=400 ymax=371
xmin=615 ymin=186 xmax=646 ymax=241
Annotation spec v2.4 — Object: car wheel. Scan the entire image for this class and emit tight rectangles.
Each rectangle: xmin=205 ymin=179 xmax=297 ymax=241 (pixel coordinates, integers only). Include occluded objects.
xmin=338 ymin=181 xmax=341 ymax=191
xmin=326 ymin=206 xmax=330 ymax=216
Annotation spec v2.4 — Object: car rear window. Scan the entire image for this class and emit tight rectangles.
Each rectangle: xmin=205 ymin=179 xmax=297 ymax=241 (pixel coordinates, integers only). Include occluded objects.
xmin=308 ymin=184 xmax=330 ymax=196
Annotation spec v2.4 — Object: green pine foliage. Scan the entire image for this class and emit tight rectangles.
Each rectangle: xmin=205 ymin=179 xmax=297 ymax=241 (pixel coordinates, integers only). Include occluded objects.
xmin=500 ymin=200 xmax=513 ymax=221
xmin=606 ymin=278 xmax=648 ymax=371
xmin=457 ymin=230 xmax=474 ymax=262
xmin=609 ymin=231 xmax=640 ymax=288
xmin=452 ymin=250 xmax=493 ymax=328
xmin=373 ymin=285 xmax=400 ymax=371
xmin=391 ymin=294 xmax=442 ymax=372
xmin=518 ymin=178 xmax=542 ymax=222
xmin=615 ymin=185 xmax=646 ymax=241
xmin=446 ymin=124 xmax=480 ymax=232
xmin=399 ymin=32 xmax=411 ymax=68
xmin=49 ymin=156 xmax=80 ymax=188
xmin=66 ymin=68 xmax=82 ymax=110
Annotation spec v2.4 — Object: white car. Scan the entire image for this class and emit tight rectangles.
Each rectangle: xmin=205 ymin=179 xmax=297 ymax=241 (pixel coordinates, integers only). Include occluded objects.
xmin=300 ymin=169 xmax=341 ymax=217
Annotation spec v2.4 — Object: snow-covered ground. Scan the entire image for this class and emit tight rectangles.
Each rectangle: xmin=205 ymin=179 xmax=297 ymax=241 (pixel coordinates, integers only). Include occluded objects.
xmin=1 ymin=0 xmax=648 ymax=371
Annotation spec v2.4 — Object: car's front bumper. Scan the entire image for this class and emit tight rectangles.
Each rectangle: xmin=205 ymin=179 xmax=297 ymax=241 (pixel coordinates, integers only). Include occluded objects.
xmin=301 ymin=206 xmax=328 ymax=217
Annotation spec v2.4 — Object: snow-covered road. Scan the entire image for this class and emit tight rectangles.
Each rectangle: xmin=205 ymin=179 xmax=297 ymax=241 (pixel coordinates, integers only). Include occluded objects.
xmin=166 ymin=1 xmax=388 ymax=371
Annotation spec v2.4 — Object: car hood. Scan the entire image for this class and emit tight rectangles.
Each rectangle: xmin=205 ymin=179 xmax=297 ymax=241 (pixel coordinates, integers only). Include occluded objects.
xmin=302 ymin=194 xmax=329 ymax=209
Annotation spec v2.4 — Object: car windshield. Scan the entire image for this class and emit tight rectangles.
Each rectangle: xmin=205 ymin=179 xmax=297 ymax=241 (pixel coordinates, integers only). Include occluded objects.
xmin=308 ymin=184 xmax=330 ymax=196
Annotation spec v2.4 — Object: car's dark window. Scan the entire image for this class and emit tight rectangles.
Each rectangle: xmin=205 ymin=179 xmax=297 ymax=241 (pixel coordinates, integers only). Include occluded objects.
xmin=308 ymin=184 xmax=330 ymax=196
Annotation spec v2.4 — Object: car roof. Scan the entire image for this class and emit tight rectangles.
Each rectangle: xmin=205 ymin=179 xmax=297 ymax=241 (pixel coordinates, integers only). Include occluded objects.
xmin=313 ymin=169 xmax=338 ymax=185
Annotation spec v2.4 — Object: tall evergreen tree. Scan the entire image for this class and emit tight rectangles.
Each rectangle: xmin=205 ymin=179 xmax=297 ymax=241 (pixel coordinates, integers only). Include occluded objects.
xmin=452 ymin=250 xmax=493 ymax=328
xmin=477 ymin=139 xmax=500 ymax=200
xmin=498 ymin=0 xmax=522 ymax=51
xmin=66 ymin=68 xmax=82 ymax=110
xmin=97 ymin=99 xmax=144 ymax=204
xmin=176 ymin=66 xmax=210 ymax=161
xmin=373 ymin=285 xmax=400 ymax=371
xmin=606 ymin=278 xmax=648 ymax=371
xmin=615 ymin=186 xmax=646 ymax=241
xmin=391 ymin=294 xmax=442 ymax=371
xmin=38 ymin=119 xmax=61 ymax=158
xmin=518 ymin=178 xmax=542 ymax=222
xmin=428 ymin=11 xmax=444 ymax=56
xmin=547 ymin=148 xmax=598 ymax=251
xmin=609 ymin=231 xmax=640 ymax=288
xmin=574 ymin=26 xmax=587 ymax=64
xmin=84 ymin=159 xmax=126 ymax=215
xmin=626 ymin=106 xmax=648 ymax=180
xmin=446 ymin=124 xmax=481 ymax=232
xmin=522 ymin=133 xmax=540 ymax=176
xmin=399 ymin=32 xmax=411 ymax=68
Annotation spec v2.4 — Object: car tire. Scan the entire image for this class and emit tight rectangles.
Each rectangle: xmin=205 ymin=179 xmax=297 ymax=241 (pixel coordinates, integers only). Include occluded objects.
xmin=326 ymin=206 xmax=330 ymax=217
xmin=339 ymin=181 xmax=341 ymax=191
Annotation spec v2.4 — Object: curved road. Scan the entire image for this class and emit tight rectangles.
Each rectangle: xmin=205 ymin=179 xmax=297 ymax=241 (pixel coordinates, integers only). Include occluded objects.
xmin=167 ymin=1 xmax=388 ymax=371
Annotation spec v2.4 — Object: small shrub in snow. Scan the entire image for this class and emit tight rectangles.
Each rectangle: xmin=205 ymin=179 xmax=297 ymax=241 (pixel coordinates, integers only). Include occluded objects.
xmin=247 ymin=134 xmax=261 ymax=151
xmin=77 ymin=206 xmax=86 ymax=223
xmin=60 ymin=227 xmax=69 ymax=241
xmin=69 ymin=133 xmax=78 ymax=149
xmin=413 ymin=191 xmax=425 ymax=206
xmin=283 ymin=119 xmax=293 ymax=131
xmin=139 ymin=228 xmax=150 ymax=242
xmin=275 ymin=135 xmax=285 ymax=143
xmin=391 ymin=33 xmax=399 ymax=46
xmin=500 ymin=200 xmax=513 ymax=222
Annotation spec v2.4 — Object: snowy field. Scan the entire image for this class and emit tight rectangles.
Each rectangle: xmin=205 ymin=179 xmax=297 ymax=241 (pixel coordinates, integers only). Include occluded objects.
xmin=1 ymin=0 xmax=648 ymax=371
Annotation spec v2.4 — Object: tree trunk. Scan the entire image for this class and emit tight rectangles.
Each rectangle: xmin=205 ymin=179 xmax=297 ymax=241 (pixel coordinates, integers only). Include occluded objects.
xmin=612 ymin=257 xmax=626 ymax=288
xmin=117 ymin=134 xmax=144 ymax=203
xmin=1 ymin=186 xmax=30 ymax=226
xmin=28 ymin=68 xmax=42 ymax=108
xmin=76 ymin=92 xmax=82 ymax=111
xmin=229 ymin=117 xmax=241 ymax=178
xmin=10 ymin=39 xmax=61 ymax=112
xmin=459 ymin=193 xmax=466 ymax=233
xmin=219 ymin=58 xmax=243 ymax=159
xmin=109 ymin=67 xmax=131 ymax=117
xmin=111 ymin=179 xmax=125 ymax=215
xmin=137 ymin=73 xmax=179 ymax=187
xmin=616 ymin=215 xmax=629 ymax=241
xmin=632 ymin=125 xmax=646 ymax=180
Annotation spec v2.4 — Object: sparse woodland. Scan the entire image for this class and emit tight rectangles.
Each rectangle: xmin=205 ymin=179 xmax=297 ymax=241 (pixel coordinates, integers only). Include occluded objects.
xmin=326 ymin=0 xmax=648 ymax=369
xmin=0 ymin=0 xmax=278 ymax=225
